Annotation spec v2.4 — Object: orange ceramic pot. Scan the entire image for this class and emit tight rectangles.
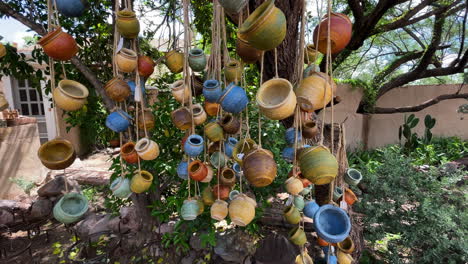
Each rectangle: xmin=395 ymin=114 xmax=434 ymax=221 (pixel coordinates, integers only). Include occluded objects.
xmin=137 ymin=108 xmax=155 ymax=130
xmin=121 ymin=141 xmax=138 ymax=164
xmin=138 ymin=55 xmax=155 ymax=77
xmin=116 ymin=48 xmax=137 ymax=73
xmin=105 ymin=77 xmax=131 ymax=102
xmin=243 ymin=148 xmax=277 ymax=187
xmin=212 ymin=184 xmax=230 ymax=200
xmin=343 ymin=188 xmax=358 ymax=205
xmin=165 ymin=50 xmax=184 ymax=73
xmin=211 ymin=199 xmax=229 ymax=220
xmin=188 ymin=160 xmax=208 ymax=181
xmin=201 ymin=163 xmax=214 ymax=183
xmin=220 ymin=113 xmax=240 ymax=134
xmin=38 ymin=27 xmax=78 ymax=61
xmin=317 ymin=237 xmax=329 ymax=246
xmin=220 ymin=167 xmax=236 ymax=187
xmin=295 ymin=72 xmax=336 ymax=112
xmin=204 ymin=101 xmax=220 ymax=116
xmin=171 ymin=107 xmax=192 ymax=130
xmin=236 ymin=36 xmax=262 ymax=64
xmin=313 ymin=13 xmax=352 ymax=55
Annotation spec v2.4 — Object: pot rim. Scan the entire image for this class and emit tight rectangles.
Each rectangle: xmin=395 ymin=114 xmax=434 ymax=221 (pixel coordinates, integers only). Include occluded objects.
xmin=203 ymin=79 xmax=220 ymax=90
xmin=110 ymin=177 xmax=128 ymax=192
xmin=213 ymin=199 xmax=229 ymax=206
xmin=226 ymin=60 xmax=241 ymax=68
xmin=221 ymin=167 xmax=235 ymax=180
xmin=243 ymin=147 xmax=273 ymax=161
xmin=137 ymin=170 xmax=154 ymax=182
xmin=337 ymin=236 xmax=354 ymax=252
xmin=135 ymin=137 xmax=151 ymax=152
xmin=346 ymin=168 xmax=362 ymax=181
xmin=285 ymin=176 xmax=301 ymax=185
xmin=56 ymin=193 xmax=89 ymax=218
xmin=189 ymin=160 xmax=205 ymax=173
xmin=314 ymin=204 xmax=351 ymax=242
xmin=165 ymin=50 xmax=182 ymax=60
xmin=344 ymin=188 xmax=358 ymax=201
xmin=38 ymin=138 xmax=75 ymax=165
xmin=289 ymin=226 xmax=304 ymax=238
xmin=57 ymin=79 xmax=89 ymax=99
xmin=303 ymin=120 xmax=317 ymax=128
xmin=187 ymin=134 xmax=204 ymax=146
xmin=238 ymin=0 xmax=275 ymax=35
xmin=189 ymin=48 xmax=204 ymax=57
xmin=226 ymin=137 xmax=238 ymax=146
xmin=221 ymin=113 xmax=233 ymax=125
xmin=256 ymin=78 xmax=294 ymax=109
xmin=118 ymin=48 xmax=137 ymax=59
xmin=114 ymin=109 xmax=133 ymax=122
xmin=191 ymin=104 xmax=204 ymax=116
xmin=117 ymin=9 xmax=136 ymax=18
xmin=38 ymin=26 xmax=64 ymax=47
xmin=299 ymin=145 xmax=329 ymax=159
xmin=121 ymin=141 xmax=136 ymax=155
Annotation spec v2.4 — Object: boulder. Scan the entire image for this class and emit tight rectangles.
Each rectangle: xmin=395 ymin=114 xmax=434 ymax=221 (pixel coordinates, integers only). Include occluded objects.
xmin=29 ymin=199 xmax=52 ymax=219
xmin=214 ymin=230 xmax=256 ymax=262
xmin=254 ymin=233 xmax=299 ymax=264
xmin=37 ymin=176 xmax=80 ymax=197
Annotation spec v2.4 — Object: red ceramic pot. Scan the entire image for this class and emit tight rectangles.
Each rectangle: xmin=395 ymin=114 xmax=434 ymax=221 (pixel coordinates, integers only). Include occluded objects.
xmin=188 ymin=160 xmax=208 ymax=181
xmin=138 ymin=56 xmax=155 ymax=77
xmin=121 ymin=141 xmax=138 ymax=164
xmin=38 ymin=27 xmax=78 ymax=61
xmin=212 ymin=184 xmax=230 ymax=200
xmin=313 ymin=13 xmax=352 ymax=55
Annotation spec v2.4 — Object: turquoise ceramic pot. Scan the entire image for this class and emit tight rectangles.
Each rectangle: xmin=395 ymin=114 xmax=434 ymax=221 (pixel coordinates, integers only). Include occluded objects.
xmin=210 ymin=151 xmax=228 ymax=169
xmin=300 ymin=185 xmax=311 ymax=196
xmin=345 ymin=168 xmax=362 ymax=186
xmin=333 ymin=186 xmax=343 ymax=201
xmin=229 ymin=190 xmax=240 ymax=200
xmin=53 ymin=193 xmax=89 ymax=224
xmin=188 ymin=48 xmax=207 ymax=72
xmin=110 ymin=177 xmax=132 ymax=198
xmin=293 ymin=195 xmax=305 ymax=211
xmin=181 ymin=199 xmax=199 ymax=221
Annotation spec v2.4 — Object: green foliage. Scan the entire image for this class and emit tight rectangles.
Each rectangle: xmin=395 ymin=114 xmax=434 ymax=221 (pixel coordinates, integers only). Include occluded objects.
xmin=9 ymin=177 xmax=35 ymax=195
xmin=398 ymin=114 xmax=436 ymax=153
xmin=338 ymin=78 xmax=376 ymax=111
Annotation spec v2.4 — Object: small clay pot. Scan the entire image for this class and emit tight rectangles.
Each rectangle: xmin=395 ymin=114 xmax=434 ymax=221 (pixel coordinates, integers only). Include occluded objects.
xmin=38 ymin=139 xmax=76 ymax=170
xmin=53 ymin=80 xmax=89 ymax=111
xmin=212 ymin=184 xmax=230 ymax=200
xmin=137 ymin=108 xmax=155 ymax=130
xmin=53 ymin=193 xmax=88 ymax=224
xmin=343 ymin=188 xmax=358 ymax=205
xmin=38 ymin=27 xmax=78 ymax=61
xmin=138 ymin=56 xmax=155 ymax=77
xmin=284 ymin=205 xmax=301 ymax=224
xmin=220 ymin=167 xmax=236 ymax=187
xmin=289 ymin=226 xmax=307 ymax=246
xmin=201 ymin=163 xmax=214 ymax=183
xmin=116 ymin=48 xmax=137 ymax=73
xmin=165 ymin=50 xmax=184 ymax=73
xmin=170 ymin=80 xmax=190 ymax=103
xmin=171 ymin=107 xmax=192 ymax=130
xmin=211 ymin=199 xmax=228 ymax=220
xmin=243 ymin=148 xmax=277 ymax=187
xmin=236 ymin=36 xmax=261 ymax=64
xmin=220 ymin=113 xmax=240 ymax=134
xmin=116 ymin=9 xmax=140 ymax=39
xmin=135 ymin=137 xmax=159 ymax=160
xmin=204 ymin=101 xmax=220 ymax=116
xmin=130 ymin=170 xmax=153 ymax=193
xmin=202 ymin=186 xmax=215 ymax=206
xmin=285 ymin=177 xmax=304 ymax=195
xmin=204 ymin=122 xmax=224 ymax=142
xmin=302 ymin=120 xmax=319 ymax=139
xmin=188 ymin=48 xmax=207 ymax=72
xmin=192 ymin=103 xmax=207 ymax=125
xmin=105 ymin=77 xmax=131 ymax=102
xmin=181 ymin=199 xmax=199 ymax=221
xmin=121 ymin=141 xmax=138 ymax=164
xmin=224 ymin=60 xmax=243 ymax=83
xmin=188 ymin=160 xmax=208 ymax=181
xmin=337 ymin=236 xmax=355 ymax=254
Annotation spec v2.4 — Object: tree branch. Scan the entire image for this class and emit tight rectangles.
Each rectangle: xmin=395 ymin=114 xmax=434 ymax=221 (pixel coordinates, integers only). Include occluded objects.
xmin=349 ymin=0 xmax=364 ymax=27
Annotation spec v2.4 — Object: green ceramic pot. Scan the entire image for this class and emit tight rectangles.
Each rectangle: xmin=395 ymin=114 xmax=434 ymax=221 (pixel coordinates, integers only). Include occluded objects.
xmin=116 ymin=10 xmax=140 ymax=39
xmin=110 ymin=177 xmax=132 ymax=199
xmin=188 ymin=48 xmax=207 ymax=72
xmin=204 ymin=122 xmax=224 ymax=142
xmin=289 ymin=226 xmax=307 ymax=246
xmin=333 ymin=186 xmax=343 ymax=201
xmin=53 ymin=193 xmax=88 ymax=224
xmin=293 ymin=195 xmax=305 ymax=211
xmin=283 ymin=205 xmax=301 ymax=225
xmin=299 ymin=146 xmax=338 ymax=185
xmin=181 ymin=199 xmax=199 ymax=221
xmin=345 ymin=168 xmax=362 ymax=186
xmin=210 ymin=151 xmax=228 ymax=169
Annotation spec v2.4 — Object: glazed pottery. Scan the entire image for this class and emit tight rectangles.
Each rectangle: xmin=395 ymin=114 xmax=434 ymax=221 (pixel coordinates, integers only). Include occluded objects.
xmin=219 ymin=0 xmax=248 ymax=14
xmin=238 ymin=0 xmax=286 ymax=51
xmin=285 ymin=177 xmax=304 ymax=195
xmin=224 ymin=60 xmax=243 ymax=83
xmin=313 ymin=13 xmax=352 ymax=54
xmin=220 ymin=114 xmax=240 ymax=134
xmin=345 ymin=168 xmax=362 ymax=186
xmin=204 ymin=101 xmax=220 ymax=116
xmin=177 ymin=160 xmax=189 ymax=180
xmin=184 ymin=134 xmax=204 ymax=157
xmin=257 ymin=78 xmax=296 ymax=120
xmin=295 ymin=252 xmax=314 ymax=264
xmin=293 ymin=195 xmax=305 ymax=211
xmin=283 ymin=205 xmax=301 ymax=224
xmin=202 ymin=186 xmax=215 ymax=205
xmin=171 ymin=80 xmax=191 ymax=103
xmin=220 ymin=167 xmax=236 ymax=187
xmin=337 ymin=250 xmax=354 ymax=264
xmin=289 ymin=226 xmax=307 ymax=246
xmin=110 ymin=177 xmax=132 ymax=198
xmin=0 ymin=43 xmax=6 ymax=59
xmin=53 ymin=80 xmax=88 ymax=111
xmin=318 ymin=237 xmax=330 ymax=246
xmin=295 ymin=72 xmax=336 ymax=112
xmin=343 ymin=188 xmax=358 ymax=205
xmin=188 ymin=48 xmax=206 ymax=72
xmin=192 ymin=104 xmax=207 ymax=125
xmin=229 ymin=194 xmax=256 ymax=226
xmin=236 ymin=36 xmax=262 ymax=64
xmin=181 ymin=199 xmax=199 ymax=221
xmin=232 ymin=138 xmax=257 ymax=165
xmin=224 ymin=137 xmax=238 ymax=158
xmin=337 ymin=236 xmax=355 ymax=254
xmin=229 ymin=190 xmax=240 ymax=200
xmin=131 ymin=170 xmax=153 ymax=193
xmin=116 ymin=48 xmax=137 ymax=73
xmin=38 ymin=27 xmax=78 ymax=61
xmin=38 ymin=139 xmax=76 ymax=170
xmin=127 ymin=80 xmax=146 ymax=97
xmin=285 ymin=127 xmax=302 ymax=145
xmin=204 ymin=122 xmax=224 ymax=142
xmin=243 ymin=148 xmax=277 ymax=187
xmin=56 ymin=0 xmax=88 ymax=17
xmin=137 ymin=109 xmax=155 ymax=130
xmin=302 ymin=120 xmax=319 ymax=139
xmin=201 ymin=164 xmax=214 ymax=183
xmin=314 ymin=204 xmax=351 ymax=243
xmin=210 ymin=151 xmax=228 ymax=169
xmin=212 ymin=184 xmax=230 ymax=200
xmin=171 ymin=107 xmax=192 ymax=130
xmin=203 ymin=80 xmax=222 ymax=103
xmin=282 ymin=147 xmax=295 ymax=163
xmin=138 ymin=56 xmax=155 ymax=77
xmin=232 ymin=163 xmax=242 ymax=178
xmin=121 ymin=142 xmax=139 ymax=164
xmin=104 ymin=77 xmax=131 ymax=102
xmin=135 ymin=138 xmax=159 ymax=160
xmin=303 ymin=200 xmax=320 ymax=219
xmin=53 ymin=193 xmax=88 ymax=224
xmin=116 ymin=9 xmax=140 ymax=39
xmin=299 ymin=146 xmax=338 ymax=185
xmin=333 ymin=186 xmax=343 ymax=201
xmin=219 ymin=83 xmax=248 ymax=114
xmin=211 ymin=199 xmax=228 ymax=220
xmin=106 ymin=110 xmax=132 ymax=133
xmin=304 ymin=44 xmax=318 ymax=64
xmin=300 ymin=185 xmax=312 ymax=196
xmin=165 ymin=50 xmax=184 ymax=73
xmin=188 ymin=160 xmax=208 ymax=181
xmin=196 ymin=197 xmax=205 ymax=215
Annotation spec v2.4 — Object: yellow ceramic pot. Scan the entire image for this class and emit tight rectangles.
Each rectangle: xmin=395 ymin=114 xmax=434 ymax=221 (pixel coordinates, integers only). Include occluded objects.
xmin=295 ymin=252 xmax=314 ymax=264
xmin=289 ymin=226 xmax=307 ymax=246
xmin=192 ymin=103 xmax=207 ymax=125
xmin=299 ymin=146 xmax=338 ymax=185
xmin=38 ymin=138 xmax=76 ymax=170
xmin=202 ymin=186 xmax=215 ymax=206
xmin=337 ymin=236 xmax=355 ymax=254
xmin=0 ymin=43 xmax=6 ymax=59
xmin=283 ymin=205 xmax=301 ymax=225
xmin=285 ymin=177 xmax=304 ymax=195
xmin=304 ymin=44 xmax=318 ymax=64
xmin=257 ymin=78 xmax=296 ymax=120
xmin=211 ymin=199 xmax=228 ymax=221
xmin=116 ymin=48 xmax=138 ymax=73
xmin=171 ymin=80 xmax=191 ymax=103
xmin=204 ymin=122 xmax=224 ymax=142
xmin=229 ymin=194 xmax=256 ymax=226
xmin=116 ymin=10 xmax=140 ymax=39
xmin=165 ymin=50 xmax=184 ymax=73
xmin=130 ymin=170 xmax=153 ymax=193
xmin=337 ymin=250 xmax=354 ymax=264
xmin=53 ymin=80 xmax=89 ymax=111
xmin=295 ymin=72 xmax=336 ymax=112
xmin=224 ymin=60 xmax=243 ymax=83
xmin=196 ymin=197 xmax=205 ymax=215
xmin=135 ymin=138 xmax=159 ymax=160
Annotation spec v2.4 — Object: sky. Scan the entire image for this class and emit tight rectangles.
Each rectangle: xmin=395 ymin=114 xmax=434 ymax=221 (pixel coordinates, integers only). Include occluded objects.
xmin=0 ymin=18 xmax=35 ymax=47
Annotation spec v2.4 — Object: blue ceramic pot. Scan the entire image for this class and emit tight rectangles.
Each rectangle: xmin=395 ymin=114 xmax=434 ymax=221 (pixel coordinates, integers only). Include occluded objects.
xmin=53 ymin=193 xmax=89 ymax=224
xmin=293 ymin=195 xmax=305 ymax=211
xmin=127 ymin=80 xmax=146 ymax=97
xmin=184 ymin=134 xmax=204 ymax=157
xmin=203 ymin=80 xmax=222 ymax=102
xmin=282 ymin=147 xmax=295 ymax=163
xmin=181 ymin=199 xmax=199 ymax=220
xmin=218 ymin=83 xmax=248 ymax=114
xmin=303 ymin=200 xmax=320 ymax=218
xmin=188 ymin=48 xmax=207 ymax=72
xmin=224 ymin=137 xmax=238 ymax=158
xmin=285 ymin=127 xmax=302 ymax=145
xmin=314 ymin=204 xmax=351 ymax=243
xmin=56 ymin=0 xmax=87 ymax=17
xmin=177 ymin=160 xmax=189 ymax=180
xmin=232 ymin=162 xmax=242 ymax=178
xmin=110 ymin=177 xmax=132 ymax=199
xmin=106 ymin=110 xmax=132 ymax=133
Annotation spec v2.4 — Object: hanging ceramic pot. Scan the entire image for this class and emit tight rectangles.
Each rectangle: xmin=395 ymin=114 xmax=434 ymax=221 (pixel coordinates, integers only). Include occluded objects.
xmin=188 ymin=48 xmax=207 ymax=72
xmin=285 ymin=127 xmax=302 ymax=145
xmin=300 ymin=185 xmax=313 ymax=196
xmin=302 ymin=120 xmax=319 ymax=139
xmin=53 ymin=80 xmax=89 ymax=111
xmin=283 ymin=205 xmax=301 ymax=224
xmin=53 ymin=193 xmax=88 ymax=224
xmin=171 ymin=107 xmax=192 ymax=130
xmin=184 ymin=134 xmax=204 ymax=157
xmin=232 ymin=138 xmax=257 ymax=166
xmin=106 ymin=110 xmax=132 ymax=133
xmin=303 ymin=200 xmax=320 ymax=219
xmin=202 ymin=186 xmax=215 ymax=206
xmin=188 ymin=160 xmax=208 ymax=181
xmin=304 ymin=44 xmax=319 ymax=64
xmin=116 ymin=48 xmax=137 ymax=73
xmin=282 ymin=147 xmax=295 ymax=163
xmin=177 ymin=160 xmax=189 ymax=180
xmin=116 ymin=9 xmax=140 ymax=39
xmin=104 ymin=77 xmax=131 ymax=102
xmin=212 ymin=184 xmax=230 ymax=200
xmin=257 ymin=78 xmax=296 ymax=120
xmin=295 ymin=71 xmax=336 ymax=112
xmin=295 ymin=252 xmax=314 ymax=264
xmin=220 ymin=113 xmax=240 ymax=134
xmin=313 ymin=13 xmax=352 ymax=55
xmin=224 ymin=60 xmax=243 ymax=83
xmin=56 ymin=0 xmax=88 ymax=17
xmin=38 ymin=139 xmax=76 ymax=170
xmin=192 ymin=104 xmax=207 ymax=125
xmin=337 ymin=250 xmax=353 ymax=264
xmin=110 ymin=177 xmax=132 ymax=198
xmin=314 ymin=204 xmax=351 ymax=243
xmin=229 ymin=190 xmax=240 ymax=200
xmin=220 ymin=167 xmax=236 ymax=187
xmin=345 ymin=168 xmax=362 ymax=186
xmin=196 ymin=197 xmax=205 ymax=215
xmin=137 ymin=108 xmax=155 ymax=130
xmin=236 ymin=36 xmax=262 ymax=64
xmin=138 ymin=56 xmax=155 ymax=77
xmin=243 ymin=148 xmax=277 ymax=187
xmin=170 ymin=80 xmax=191 ymax=103
xmin=224 ymin=137 xmax=238 ymax=158
xmin=333 ymin=186 xmax=344 ymax=201
xmin=210 ymin=151 xmax=228 ymax=169
xmin=324 ymin=255 xmax=338 ymax=264
xmin=218 ymin=83 xmax=249 ymax=114
xmin=299 ymin=146 xmax=338 ymax=185
xmin=303 ymin=64 xmax=320 ymax=79
xmin=181 ymin=199 xmax=199 ymax=221
xmin=337 ymin=236 xmax=355 ymax=254
xmin=232 ymin=163 xmax=242 ymax=178
xmin=135 ymin=138 xmax=159 ymax=160
xmin=131 ymin=170 xmax=153 ymax=193
xmin=318 ymin=237 xmax=330 ymax=247
xmin=229 ymin=194 xmax=256 ymax=226
xmin=204 ymin=122 xmax=224 ymax=142
xmin=343 ymin=188 xmax=358 ymax=205
xmin=0 ymin=43 xmax=6 ymax=59
xmin=289 ymin=226 xmax=307 ymax=246
xmin=211 ymin=199 xmax=228 ymax=220
xmin=121 ymin=141 xmax=139 ymax=164
xmin=285 ymin=177 xmax=304 ymax=195
xmin=293 ymin=195 xmax=305 ymax=211
xmin=165 ymin=50 xmax=184 ymax=73
xmin=208 ymin=141 xmax=220 ymax=154
xmin=38 ymin=27 xmax=78 ymax=61
xmin=201 ymin=163 xmax=214 ymax=183
xmin=238 ymin=0 xmax=286 ymax=51
xmin=127 ymin=80 xmax=145 ymax=97
xmin=219 ymin=0 xmax=248 ymax=14
xmin=204 ymin=101 xmax=220 ymax=116
xmin=203 ymin=80 xmax=222 ymax=103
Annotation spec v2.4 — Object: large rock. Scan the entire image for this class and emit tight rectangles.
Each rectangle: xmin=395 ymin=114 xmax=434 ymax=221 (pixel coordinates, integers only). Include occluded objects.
xmin=37 ymin=176 xmax=80 ymax=197
xmin=254 ymin=233 xmax=299 ymax=264
xmin=108 ymin=206 xmax=141 ymax=234
xmin=29 ymin=199 xmax=52 ymax=219
xmin=75 ymin=213 xmax=112 ymax=242
xmin=0 ymin=209 xmax=14 ymax=226
xmin=214 ymin=230 xmax=256 ymax=262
